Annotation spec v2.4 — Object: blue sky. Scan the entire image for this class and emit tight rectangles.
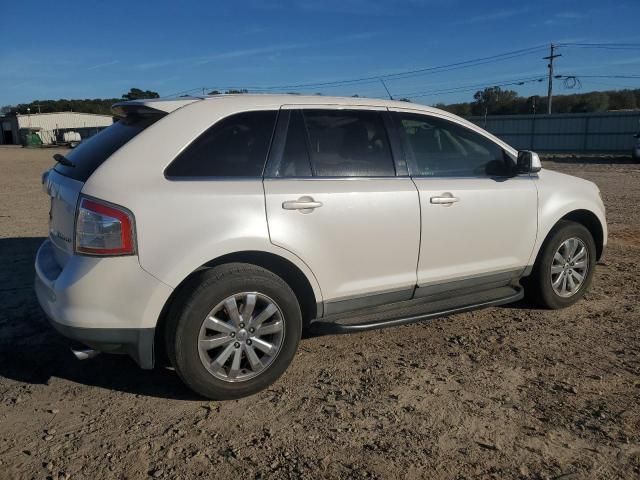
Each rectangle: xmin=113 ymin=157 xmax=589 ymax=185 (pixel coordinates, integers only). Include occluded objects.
xmin=2 ymin=0 xmax=640 ymax=107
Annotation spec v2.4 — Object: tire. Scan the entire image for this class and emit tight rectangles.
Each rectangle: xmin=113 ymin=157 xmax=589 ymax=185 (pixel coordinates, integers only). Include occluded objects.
xmin=165 ymin=263 xmax=302 ymax=400
xmin=528 ymin=220 xmax=596 ymax=309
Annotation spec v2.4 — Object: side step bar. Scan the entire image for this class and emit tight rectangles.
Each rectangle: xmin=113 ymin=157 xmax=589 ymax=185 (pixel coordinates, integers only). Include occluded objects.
xmin=310 ymin=286 xmax=523 ymax=335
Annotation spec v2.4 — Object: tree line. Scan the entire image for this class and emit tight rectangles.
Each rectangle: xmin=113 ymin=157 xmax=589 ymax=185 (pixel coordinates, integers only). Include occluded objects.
xmin=1 ymin=88 xmax=160 ymax=116
xmin=2 ymin=86 xmax=639 ymax=118
xmin=434 ymin=87 xmax=640 ymax=117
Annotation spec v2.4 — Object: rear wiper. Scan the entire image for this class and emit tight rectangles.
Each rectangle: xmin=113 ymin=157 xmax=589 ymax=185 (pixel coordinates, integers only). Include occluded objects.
xmin=53 ymin=153 xmax=75 ymax=167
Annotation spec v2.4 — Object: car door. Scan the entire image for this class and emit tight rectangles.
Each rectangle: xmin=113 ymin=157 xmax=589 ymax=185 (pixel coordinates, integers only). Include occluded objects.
xmin=391 ymin=109 xmax=538 ymax=295
xmin=263 ymin=106 xmax=420 ymax=314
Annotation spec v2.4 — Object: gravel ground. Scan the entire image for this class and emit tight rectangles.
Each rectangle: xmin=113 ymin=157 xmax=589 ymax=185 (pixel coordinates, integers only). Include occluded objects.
xmin=0 ymin=147 xmax=639 ymax=480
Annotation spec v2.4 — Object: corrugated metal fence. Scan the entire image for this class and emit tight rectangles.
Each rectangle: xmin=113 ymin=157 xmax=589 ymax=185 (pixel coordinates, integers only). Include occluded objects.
xmin=467 ymin=111 xmax=640 ymax=153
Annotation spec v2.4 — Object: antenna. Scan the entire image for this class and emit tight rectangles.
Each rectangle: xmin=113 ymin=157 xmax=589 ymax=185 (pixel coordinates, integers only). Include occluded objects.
xmin=380 ymin=79 xmax=393 ymax=100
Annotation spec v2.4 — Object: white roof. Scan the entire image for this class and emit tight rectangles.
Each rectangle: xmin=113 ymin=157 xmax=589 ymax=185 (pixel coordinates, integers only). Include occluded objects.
xmin=113 ymin=94 xmax=443 ymax=115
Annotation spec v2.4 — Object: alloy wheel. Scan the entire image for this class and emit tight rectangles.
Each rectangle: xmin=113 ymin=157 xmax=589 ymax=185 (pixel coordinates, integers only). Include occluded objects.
xmin=197 ymin=292 xmax=285 ymax=382
xmin=550 ymin=237 xmax=589 ymax=298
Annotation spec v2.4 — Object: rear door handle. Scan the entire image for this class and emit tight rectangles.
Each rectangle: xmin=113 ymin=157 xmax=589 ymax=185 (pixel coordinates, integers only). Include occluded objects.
xmin=430 ymin=193 xmax=459 ymax=206
xmin=282 ymin=196 xmax=323 ymax=213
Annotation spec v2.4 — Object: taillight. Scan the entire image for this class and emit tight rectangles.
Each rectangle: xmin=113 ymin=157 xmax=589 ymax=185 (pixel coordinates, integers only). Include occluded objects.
xmin=75 ymin=197 xmax=136 ymax=256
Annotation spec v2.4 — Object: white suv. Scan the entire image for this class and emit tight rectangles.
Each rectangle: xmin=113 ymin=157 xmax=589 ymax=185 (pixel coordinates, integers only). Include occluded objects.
xmin=35 ymin=95 xmax=607 ymax=399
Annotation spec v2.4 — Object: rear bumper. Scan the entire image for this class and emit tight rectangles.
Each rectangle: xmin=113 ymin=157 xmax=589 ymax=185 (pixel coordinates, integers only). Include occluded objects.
xmin=34 ymin=240 xmax=173 ymax=369
xmin=48 ymin=321 xmax=155 ymax=368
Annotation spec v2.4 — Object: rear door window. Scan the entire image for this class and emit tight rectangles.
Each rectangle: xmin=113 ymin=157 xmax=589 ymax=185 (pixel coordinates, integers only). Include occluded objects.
xmin=54 ymin=115 xmax=163 ymax=182
xmin=165 ymin=111 xmax=278 ymax=178
xmin=301 ymin=110 xmax=395 ymax=177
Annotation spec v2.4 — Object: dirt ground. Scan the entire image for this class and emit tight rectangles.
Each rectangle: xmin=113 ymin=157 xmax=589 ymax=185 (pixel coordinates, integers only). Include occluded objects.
xmin=0 ymin=146 xmax=639 ymax=480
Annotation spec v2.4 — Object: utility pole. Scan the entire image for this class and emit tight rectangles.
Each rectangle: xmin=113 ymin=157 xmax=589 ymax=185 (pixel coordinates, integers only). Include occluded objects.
xmin=543 ymin=43 xmax=562 ymax=114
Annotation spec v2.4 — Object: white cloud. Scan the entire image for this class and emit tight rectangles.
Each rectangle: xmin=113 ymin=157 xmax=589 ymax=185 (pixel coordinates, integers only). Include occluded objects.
xmin=87 ymin=60 xmax=120 ymax=70
xmin=450 ymin=8 xmax=529 ymax=26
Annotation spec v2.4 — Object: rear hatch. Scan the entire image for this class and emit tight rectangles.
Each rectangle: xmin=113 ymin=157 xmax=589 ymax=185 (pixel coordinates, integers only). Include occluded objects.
xmin=45 ymin=110 xmax=167 ymax=269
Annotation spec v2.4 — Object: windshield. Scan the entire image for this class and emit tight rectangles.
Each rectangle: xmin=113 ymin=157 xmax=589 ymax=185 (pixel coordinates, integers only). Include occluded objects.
xmin=53 ymin=114 xmax=164 ymax=181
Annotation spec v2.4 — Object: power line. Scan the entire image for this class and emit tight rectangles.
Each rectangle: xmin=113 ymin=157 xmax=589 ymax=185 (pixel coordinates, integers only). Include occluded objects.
xmin=559 ymin=42 xmax=640 ymax=50
xmin=557 ymin=74 xmax=640 ymax=79
xmin=579 ymin=79 xmax=640 ymax=90
xmin=163 ymin=86 xmax=208 ymax=97
xmin=248 ymin=45 xmax=548 ymax=90
xmin=396 ymin=75 xmax=546 ymax=99
xmin=162 ymin=45 xmax=548 ymax=97
xmin=161 ymin=44 xmax=639 ymax=101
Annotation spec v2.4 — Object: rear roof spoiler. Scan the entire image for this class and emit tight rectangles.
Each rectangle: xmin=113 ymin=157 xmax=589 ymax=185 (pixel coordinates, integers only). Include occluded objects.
xmin=111 ymin=97 xmax=201 ymax=118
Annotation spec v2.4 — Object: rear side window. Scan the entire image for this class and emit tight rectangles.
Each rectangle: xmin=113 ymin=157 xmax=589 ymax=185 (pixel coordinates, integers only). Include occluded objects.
xmin=54 ymin=115 xmax=162 ymax=182
xmin=165 ymin=111 xmax=277 ymax=178
xmin=301 ymin=110 xmax=395 ymax=177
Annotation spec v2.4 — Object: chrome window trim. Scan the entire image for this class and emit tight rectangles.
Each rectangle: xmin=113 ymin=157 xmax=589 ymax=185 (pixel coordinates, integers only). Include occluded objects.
xmin=164 ymin=176 xmax=265 ymax=182
xmin=263 ymin=176 xmax=409 ymax=181
xmin=280 ymin=103 xmax=388 ymax=111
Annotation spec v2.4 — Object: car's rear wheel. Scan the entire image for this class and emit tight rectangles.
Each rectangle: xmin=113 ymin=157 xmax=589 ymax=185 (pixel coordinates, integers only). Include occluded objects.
xmin=528 ymin=220 xmax=596 ymax=309
xmin=166 ymin=263 xmax=302 ymax=399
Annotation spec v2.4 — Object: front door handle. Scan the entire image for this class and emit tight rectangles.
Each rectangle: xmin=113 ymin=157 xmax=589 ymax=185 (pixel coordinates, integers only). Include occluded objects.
xmin=282 ymin=196 xmax=323 ymax=213
xmin=430 ymin=193 xmax=459 ymax=206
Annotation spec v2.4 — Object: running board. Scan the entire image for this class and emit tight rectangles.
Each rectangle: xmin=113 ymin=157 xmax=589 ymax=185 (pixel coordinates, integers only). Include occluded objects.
xmin=310 ymin=286 xmax=523 ymax=335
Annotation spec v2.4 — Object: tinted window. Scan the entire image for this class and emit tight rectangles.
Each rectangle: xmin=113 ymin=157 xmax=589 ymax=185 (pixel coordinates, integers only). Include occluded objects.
xmin=301 ymin=110 xmax=395 ymax=177
xmin=166 ymin=111 xmax=277 ymax=178
xmin=273 ymin=110 xmax=312 ymax=177
xmin=397 ymin=113 xmax=512 ymax=177
xmin=54 ymin=115 xmax=163 ymax=182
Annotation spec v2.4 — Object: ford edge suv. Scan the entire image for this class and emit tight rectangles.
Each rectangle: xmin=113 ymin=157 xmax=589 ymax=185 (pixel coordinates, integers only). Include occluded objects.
xmin=35 ymin=94 xmax=607 ymax=399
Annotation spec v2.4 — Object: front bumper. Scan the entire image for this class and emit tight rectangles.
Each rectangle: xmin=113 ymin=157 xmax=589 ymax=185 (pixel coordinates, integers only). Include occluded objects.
xmin=34 ymin=240 xmax=173 ymax=369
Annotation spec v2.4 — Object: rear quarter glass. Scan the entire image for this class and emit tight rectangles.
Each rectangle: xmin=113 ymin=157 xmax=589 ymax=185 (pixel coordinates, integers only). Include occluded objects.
xmin=54 ymin=114 xmax=164 ymax=182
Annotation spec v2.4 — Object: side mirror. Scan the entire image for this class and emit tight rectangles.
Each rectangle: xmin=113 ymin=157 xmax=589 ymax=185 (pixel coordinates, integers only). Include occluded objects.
xmin=517 ymin=150 xmax=542 ymax=174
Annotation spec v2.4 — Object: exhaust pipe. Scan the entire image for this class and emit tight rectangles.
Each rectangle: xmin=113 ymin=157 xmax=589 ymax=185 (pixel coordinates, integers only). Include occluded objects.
xmin=70 ymin=348 xmax=100 ymax=360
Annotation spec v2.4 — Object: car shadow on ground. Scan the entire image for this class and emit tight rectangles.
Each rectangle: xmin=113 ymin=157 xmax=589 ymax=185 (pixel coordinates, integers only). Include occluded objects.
xmin=0 ymin=236 xmax=536 ymax=401
xmin=0 ymin=237 xmax=201 ymax=401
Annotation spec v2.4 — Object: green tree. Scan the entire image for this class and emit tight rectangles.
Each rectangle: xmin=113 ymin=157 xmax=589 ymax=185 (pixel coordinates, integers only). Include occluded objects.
xmin=570 ymin=92 xmax=609 ymax=113
xmin=122 ymin=88 xmax=160 ymax=100
xmin=434 ymin=102 xmax=471 ymax=116
xmin=608 ymin=90 xmax=637 ymax=110
xmin=472 ymin=87 xmax=519 ymax=115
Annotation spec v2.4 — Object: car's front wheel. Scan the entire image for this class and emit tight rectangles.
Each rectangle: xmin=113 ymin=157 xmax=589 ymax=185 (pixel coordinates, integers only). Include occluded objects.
xmin=166 ymin=263 xmax=302 ymax=400
xmin=528 ymin=220 xmax=596 ymax=309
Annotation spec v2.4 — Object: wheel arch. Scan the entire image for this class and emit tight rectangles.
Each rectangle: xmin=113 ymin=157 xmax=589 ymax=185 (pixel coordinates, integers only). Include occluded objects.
xmin=532 ymin=209 xmax=605 ymax=271
xmin=154 ymin=250 xmax=321 ymax=365
xmin=560 ymin=209 xmax=604 ymax=261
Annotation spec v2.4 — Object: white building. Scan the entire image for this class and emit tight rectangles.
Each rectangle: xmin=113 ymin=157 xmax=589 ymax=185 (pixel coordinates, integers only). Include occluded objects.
xmin=0 ymin=111 xmax=113 ymax=145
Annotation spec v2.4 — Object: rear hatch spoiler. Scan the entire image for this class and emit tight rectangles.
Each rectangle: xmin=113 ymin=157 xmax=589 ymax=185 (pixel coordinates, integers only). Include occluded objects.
xmin=111 ymin=97 xmax=201 ymax=118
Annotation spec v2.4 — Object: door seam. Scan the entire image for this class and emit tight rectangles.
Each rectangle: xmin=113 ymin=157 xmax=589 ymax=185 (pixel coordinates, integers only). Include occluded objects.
xmin=410 ymin=176 xmax=422 ymax=298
